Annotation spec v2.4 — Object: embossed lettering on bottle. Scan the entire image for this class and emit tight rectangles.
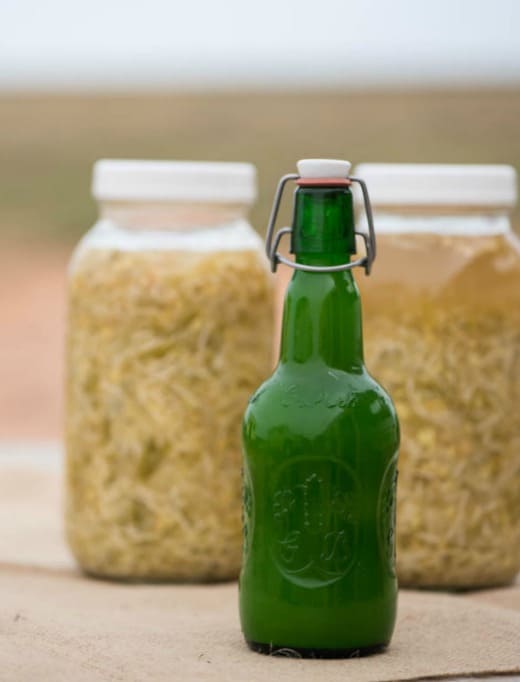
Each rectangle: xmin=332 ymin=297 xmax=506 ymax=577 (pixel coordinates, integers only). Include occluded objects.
xmin=242 ymin=462 xmax=254 ymax=562
xmin=378 ymin=456 xmax=398 ymax=576
xmin=271 ymin=457 xmax=360 ymax=587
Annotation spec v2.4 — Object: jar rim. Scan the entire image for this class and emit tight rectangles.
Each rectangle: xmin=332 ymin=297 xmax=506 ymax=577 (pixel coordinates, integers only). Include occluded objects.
xmin=356 ymin=212 xmax=512 ymax=237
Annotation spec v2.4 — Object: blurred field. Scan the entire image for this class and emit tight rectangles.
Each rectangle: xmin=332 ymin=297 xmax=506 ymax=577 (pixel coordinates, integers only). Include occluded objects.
xmin=1 ymin=89 xmax=520 ymax=243
xmin=0 ymin=89 xmax=519 ymax=438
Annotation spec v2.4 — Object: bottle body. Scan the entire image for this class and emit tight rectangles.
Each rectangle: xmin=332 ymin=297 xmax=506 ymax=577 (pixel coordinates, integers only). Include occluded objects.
xmin=65 ymin=190 xmax=274 ymax=581
xmin=240 ymin=184 xmax=399 ymax=655
xmin=240 ymin=357 xmax=399 ymax=653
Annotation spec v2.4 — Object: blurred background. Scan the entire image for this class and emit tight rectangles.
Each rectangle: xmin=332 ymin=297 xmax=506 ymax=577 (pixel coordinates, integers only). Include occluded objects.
xmin=1 ymin=0 xmax=519 ymax=441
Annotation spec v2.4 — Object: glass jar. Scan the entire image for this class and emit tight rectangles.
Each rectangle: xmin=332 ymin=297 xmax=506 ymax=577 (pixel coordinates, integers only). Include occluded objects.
xmin=65 ymin=160 xmax=274 ymax=581
xmin=354 ymin=164 xmax=519 ymax=589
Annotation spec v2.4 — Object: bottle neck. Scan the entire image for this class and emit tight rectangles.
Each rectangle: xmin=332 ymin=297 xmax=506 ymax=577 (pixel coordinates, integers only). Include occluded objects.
xmin=278 ymin=187 xmax=364 ymax=372
xmin=291 ymin=186 xmax=356 ymax=263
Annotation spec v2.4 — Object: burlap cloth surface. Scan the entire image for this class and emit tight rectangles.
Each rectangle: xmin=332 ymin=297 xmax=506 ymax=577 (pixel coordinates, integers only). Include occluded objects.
xmin=1 ymin=449 xmax=519 ymax=682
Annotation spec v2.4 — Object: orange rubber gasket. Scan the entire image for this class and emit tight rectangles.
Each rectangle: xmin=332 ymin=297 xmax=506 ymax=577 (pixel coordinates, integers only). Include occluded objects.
xmin=296 ymin=177 xmax=352 ymax=187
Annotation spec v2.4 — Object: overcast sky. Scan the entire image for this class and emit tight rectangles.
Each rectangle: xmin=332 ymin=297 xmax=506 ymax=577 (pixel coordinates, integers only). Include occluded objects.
xmin=1 ymin=0 xmax=519 ymax=89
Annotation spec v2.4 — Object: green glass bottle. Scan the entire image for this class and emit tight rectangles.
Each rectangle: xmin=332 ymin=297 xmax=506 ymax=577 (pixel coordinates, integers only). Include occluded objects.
xmin=240 ymin=159 xmax=400 ymax=658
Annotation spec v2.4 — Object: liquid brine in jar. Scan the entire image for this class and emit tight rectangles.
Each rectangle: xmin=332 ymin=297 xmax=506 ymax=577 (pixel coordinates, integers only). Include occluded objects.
xmin=355 ymin=164 xmax=520 ymax=589
xmin=65 ymin=160 xmax=274 ymax=581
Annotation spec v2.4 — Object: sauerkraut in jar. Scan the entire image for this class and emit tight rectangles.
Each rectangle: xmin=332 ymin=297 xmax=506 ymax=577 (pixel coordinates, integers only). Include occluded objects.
xmin=65 ymin=160 xmax=274 ymax=581
xmin=354 ymin=164 xmax=520 ymax=589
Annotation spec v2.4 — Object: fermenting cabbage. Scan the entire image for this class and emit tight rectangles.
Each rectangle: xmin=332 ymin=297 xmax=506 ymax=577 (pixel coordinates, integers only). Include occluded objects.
xmin=65 ymin=247 xmax=273 ymax=581
xmin=361 ymin=233 xmax=520 ymax=588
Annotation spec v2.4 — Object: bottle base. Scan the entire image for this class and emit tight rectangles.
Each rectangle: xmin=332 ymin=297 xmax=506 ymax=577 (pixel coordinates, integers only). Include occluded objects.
xmin=246 ymin=640 xmax=387 ymax=659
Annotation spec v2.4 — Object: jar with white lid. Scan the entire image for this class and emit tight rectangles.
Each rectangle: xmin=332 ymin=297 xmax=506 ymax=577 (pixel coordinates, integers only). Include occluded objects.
xmin=65 ymin=160 xmax=274 ymax=582
xmin=354 ymin=163 xmax=520 ymax=589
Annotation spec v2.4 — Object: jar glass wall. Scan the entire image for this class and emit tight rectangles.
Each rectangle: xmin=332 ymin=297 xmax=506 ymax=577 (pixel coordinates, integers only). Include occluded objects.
xmin=65 ymin=160 xmax=274 ymax=582
xmin=354 ymin=164 xmax=520 ymax=589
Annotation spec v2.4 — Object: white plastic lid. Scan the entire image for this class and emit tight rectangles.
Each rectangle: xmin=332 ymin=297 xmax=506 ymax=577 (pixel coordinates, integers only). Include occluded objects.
xmin=92 ymin=159 xmax=257 ymax=204
xmin=352 ymin=163 xmax=517 ymax=208
xmin=297 ymin=158 xmax=351 ymax=178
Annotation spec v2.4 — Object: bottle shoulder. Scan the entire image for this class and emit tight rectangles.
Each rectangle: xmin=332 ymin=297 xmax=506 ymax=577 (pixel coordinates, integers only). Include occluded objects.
xmin=247 ymin=363 xmax=393 ymax=403
xmin=244 ymin=364 xmax=399 ymax=450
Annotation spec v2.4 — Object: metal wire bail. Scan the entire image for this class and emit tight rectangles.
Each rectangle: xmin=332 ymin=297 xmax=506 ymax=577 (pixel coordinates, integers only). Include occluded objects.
xmin=265 ymin=172 xmax=377 ymax=275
